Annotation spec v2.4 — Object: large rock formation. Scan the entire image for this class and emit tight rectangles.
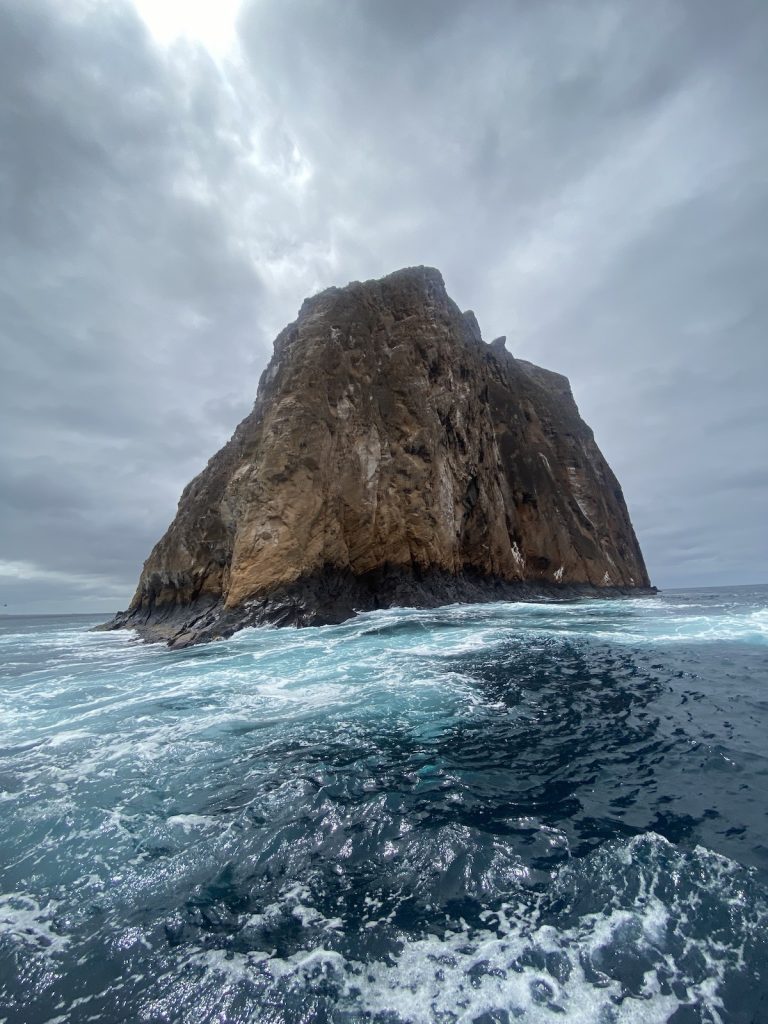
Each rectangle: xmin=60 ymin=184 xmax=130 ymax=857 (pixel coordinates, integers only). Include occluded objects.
xmin=102 ymin=266 xmax=651 ymax=647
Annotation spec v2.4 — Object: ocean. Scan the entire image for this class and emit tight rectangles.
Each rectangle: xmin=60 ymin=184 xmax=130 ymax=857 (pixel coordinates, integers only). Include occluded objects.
xmin=1 ymin=586 xmax=767 ymax=1023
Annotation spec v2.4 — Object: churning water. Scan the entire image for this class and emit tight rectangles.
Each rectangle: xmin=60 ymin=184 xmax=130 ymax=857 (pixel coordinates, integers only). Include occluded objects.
xmin=1 ymin=587 xmax=767 ymax=1023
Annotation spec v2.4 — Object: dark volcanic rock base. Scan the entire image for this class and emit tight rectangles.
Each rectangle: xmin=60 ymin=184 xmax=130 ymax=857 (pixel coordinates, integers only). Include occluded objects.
xmin=102 ymin=567 xmax=655 ymax=649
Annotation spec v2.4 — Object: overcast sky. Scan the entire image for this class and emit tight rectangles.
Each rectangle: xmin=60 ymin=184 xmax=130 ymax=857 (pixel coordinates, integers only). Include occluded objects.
xmin=1 ymin=0 xmax=766 ymax=613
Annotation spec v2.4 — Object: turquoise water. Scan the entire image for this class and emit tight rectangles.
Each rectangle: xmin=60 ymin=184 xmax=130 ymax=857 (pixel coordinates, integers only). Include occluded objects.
xmin=1 ymin=587 xmax=767 ymax=1022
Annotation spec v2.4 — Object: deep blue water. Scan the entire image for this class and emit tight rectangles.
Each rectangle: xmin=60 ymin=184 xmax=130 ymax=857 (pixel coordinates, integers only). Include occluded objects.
xmin=1 ymin=587 xmax=767 ymax=1023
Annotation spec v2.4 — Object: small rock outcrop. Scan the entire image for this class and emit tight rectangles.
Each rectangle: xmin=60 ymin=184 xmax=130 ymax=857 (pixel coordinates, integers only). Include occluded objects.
xmin=102 ymin=266 xmax=652 ymax=647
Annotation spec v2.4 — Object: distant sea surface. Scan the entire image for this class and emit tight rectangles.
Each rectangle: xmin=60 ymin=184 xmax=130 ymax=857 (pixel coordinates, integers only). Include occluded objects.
xmin=1 ymin=586 xmax=767 ymax=1023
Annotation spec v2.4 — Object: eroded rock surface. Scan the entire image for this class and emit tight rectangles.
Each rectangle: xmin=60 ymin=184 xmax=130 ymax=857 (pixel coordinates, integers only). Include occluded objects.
xmin=102 ymin=266 xmax=651 ymax=646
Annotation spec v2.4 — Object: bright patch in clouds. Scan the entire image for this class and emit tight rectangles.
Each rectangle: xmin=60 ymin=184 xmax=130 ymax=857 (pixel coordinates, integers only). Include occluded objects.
xmin=0 ymin=560 xmax=125 ymax=594
xmin=131 ymin=0 xmax=243 ymax=55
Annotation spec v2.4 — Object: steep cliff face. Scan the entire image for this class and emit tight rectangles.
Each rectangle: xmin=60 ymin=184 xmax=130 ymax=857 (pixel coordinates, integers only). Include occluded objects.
xmin=104 ymin=266 xmax=651 ymax=646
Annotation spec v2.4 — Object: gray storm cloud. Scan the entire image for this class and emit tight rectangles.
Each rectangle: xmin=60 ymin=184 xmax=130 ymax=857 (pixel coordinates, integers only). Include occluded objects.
xmin=1 ymin=0 xmax=766 ymax=611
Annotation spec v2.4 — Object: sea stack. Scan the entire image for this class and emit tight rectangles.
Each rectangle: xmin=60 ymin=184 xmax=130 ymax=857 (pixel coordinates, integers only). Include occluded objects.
xmin=103 ymin=266 xmax=651 ymax=647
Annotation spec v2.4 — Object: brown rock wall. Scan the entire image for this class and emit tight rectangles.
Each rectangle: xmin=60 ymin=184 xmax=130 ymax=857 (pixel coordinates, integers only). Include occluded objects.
xmin=102 ymin=266 xmax=651 ymax=646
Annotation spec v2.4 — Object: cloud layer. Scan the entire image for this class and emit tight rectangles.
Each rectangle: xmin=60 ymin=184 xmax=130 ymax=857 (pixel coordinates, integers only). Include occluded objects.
xmin=1 ymin=0 xmax=766 ymax=611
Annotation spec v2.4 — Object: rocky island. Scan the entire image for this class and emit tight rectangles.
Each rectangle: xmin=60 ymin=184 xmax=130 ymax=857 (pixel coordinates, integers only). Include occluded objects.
xmin=101 ymin=266 xmax=652 ymax=647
